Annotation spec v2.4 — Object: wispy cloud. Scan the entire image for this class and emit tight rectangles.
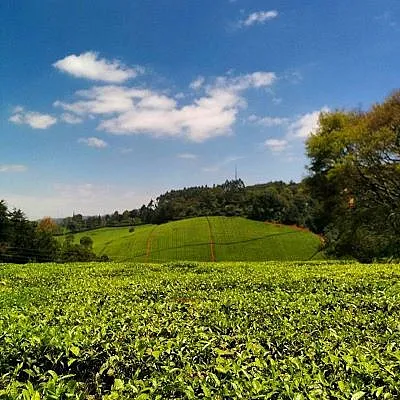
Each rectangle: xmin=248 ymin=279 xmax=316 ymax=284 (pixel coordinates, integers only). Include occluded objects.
xmin=240 ymin=10 xmax=278 ymax=27
xmin=189 ymin=76 xmax=205 ymax=90
xmin=9 ymin=107 xmax=57 ymax=129
xmin=177 ymin=153 xmax=198 ymax=160
xmin=214 ymin=71 xmax=276 ymax=90
xmin=78 ymin=137 xmax=108 ymax=148
xmin=260 ymin=107 xmax=329 ymax=153
xmin=0 ymin=164 xmax=27 ymax=173
xmin=61 ymin=113 xmax=83 ymax=124
xmin=53 ymin=51 xmax=143 ymax=83
xmin=263 ymin=139 xmax=288 ymax=153
xmin=248 ymin=115 xmax=289 ymax=127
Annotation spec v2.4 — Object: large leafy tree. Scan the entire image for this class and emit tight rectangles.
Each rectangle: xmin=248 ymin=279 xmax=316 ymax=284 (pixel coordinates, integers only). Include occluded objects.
xmin=306 ymin=90 xmax=400 ymax=261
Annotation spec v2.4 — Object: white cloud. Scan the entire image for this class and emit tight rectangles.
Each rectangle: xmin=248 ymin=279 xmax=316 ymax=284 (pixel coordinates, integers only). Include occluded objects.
xmin=9 ymin=107 xmax=57 ymax=129
xmin=241 ymin=10 xmax=278 ymax=27
xmin=214 ymin=71 xmax=276 ymax=91
xmin=288 ymin=107 xmax=329 ymax=138
xmin=190 ymin=76 xmax=205 ymax=90
xmin=257 ymin=107 xmax=329 ymax=153
xmin=78 ymin=137 xmax=108 ymax=148
xmin=54 ymin=70 xmax=276 ymax=142
xmin=264 ymin=139 xmax=288 ymax=152
xmin=54 ymin=86 xmax=150 ymax=115
xmin=61 ymin=113 xmax=83 ymax=124
xmin=0 ymin=164 xmax=27 ymax=173
xmin=177 ymin=153 xmax=197 ymax=160
xmin=137 ymin=94 xmax=177 ymax=110
xmin=249 ymin=115 xmax=288 ymax=127
xmin=53 ymin=51 xmax=141 ymax=83
xmin=284 ymin=70 xmax=303 ymax=84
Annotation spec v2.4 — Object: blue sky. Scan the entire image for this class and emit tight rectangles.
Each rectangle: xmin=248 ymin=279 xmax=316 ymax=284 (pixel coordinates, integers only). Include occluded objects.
xmin=1 ymin=0 xmax=399 ymax=219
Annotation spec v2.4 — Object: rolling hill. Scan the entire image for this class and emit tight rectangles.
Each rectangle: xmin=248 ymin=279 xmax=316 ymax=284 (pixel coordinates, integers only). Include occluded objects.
xmin=68 ymin=216 xmax=323 ymax=262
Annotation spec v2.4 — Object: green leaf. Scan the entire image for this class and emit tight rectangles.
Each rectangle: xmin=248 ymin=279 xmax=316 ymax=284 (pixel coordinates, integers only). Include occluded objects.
xmin=113 ymin=378 xmax=124 ymax=391
xmin=375 ymin=386 xmax=384 ymax=397
xmin=152 ymin=350 xmax=161 ymax=359
xmin=215 ymin=365 xmax=228 ymax=374
xmin=351 ymin=391 xmax=365 ymax=400
xmin=338 ymin=381 xmax=346 ymax=392
xmin=70 ymin=345 xmax=80 ymax=356
xmin=202 ymin=384 xmax=211 ymax=397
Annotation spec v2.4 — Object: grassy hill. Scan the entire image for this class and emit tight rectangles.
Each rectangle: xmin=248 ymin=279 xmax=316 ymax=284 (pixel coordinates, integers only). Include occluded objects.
xmin=68 ymin=216 xmax=323 ymax=262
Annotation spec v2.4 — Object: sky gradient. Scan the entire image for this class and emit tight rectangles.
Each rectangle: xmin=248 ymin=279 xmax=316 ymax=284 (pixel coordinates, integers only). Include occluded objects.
xmin=1 ymin=0 xmax=399 ymax=219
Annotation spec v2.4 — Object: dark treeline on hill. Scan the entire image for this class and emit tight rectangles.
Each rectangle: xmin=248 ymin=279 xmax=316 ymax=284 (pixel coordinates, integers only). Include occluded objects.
xmin=60 ymin=179 xmax=319 ymax=233
xmin=0 ymin=201 xmax=106 ymax=263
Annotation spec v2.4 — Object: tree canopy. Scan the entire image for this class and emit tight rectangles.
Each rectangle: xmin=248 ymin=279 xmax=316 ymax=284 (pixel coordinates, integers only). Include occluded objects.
xmin=306 ymin=90 xmax=400 ymax=261
xmin=0 ymin=201 xmax=104 ymax=263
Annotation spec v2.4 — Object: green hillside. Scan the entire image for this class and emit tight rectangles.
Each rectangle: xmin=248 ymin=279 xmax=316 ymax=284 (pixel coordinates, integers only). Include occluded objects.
xmin=69 ymin=217 xmax=323 ymax=262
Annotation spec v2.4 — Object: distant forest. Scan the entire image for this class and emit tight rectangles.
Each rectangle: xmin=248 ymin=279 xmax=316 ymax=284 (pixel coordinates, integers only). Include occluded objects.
xmin=60 ymin=179 xmax=318 ymax=232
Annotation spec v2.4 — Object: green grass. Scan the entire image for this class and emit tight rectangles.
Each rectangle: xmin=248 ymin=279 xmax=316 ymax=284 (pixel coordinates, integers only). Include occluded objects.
xmin=66 ymin=217 xmax=323 ymax=262
xmin=1 ymin=261 xmax=400 ymax=398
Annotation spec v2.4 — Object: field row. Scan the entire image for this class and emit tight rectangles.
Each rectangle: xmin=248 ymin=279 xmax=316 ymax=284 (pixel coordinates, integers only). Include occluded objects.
xmin=1 ymin=261 xmax=400 ymax=398
xmin=70 ymin=217 xmax=322 ymax=262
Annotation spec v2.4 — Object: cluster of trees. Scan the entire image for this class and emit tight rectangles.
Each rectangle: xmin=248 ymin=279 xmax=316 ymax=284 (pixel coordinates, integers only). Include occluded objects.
xmin=59 ymin=179 xmax=318 ymax=232
xmin=61 ymin=211 xmax=141 ymax=233
xmin=306 ymin=90 xmax=400 ymax=261
xmin=0 ymin=201 xmax=104 ymax=263
xmin=148 ymin=179 xmax=318 ymax=228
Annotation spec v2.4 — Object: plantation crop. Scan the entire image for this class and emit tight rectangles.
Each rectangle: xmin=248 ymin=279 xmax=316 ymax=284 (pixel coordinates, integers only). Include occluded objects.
xmin=1 ymin=261 xmax=400 ymax=399
xmin=69 ymin=217 xmax=323 ymax=262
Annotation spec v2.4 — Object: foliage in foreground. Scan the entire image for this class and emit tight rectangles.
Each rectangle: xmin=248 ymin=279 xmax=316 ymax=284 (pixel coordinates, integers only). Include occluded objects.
xmin=1 ymin=261 xmax=400 ymax=399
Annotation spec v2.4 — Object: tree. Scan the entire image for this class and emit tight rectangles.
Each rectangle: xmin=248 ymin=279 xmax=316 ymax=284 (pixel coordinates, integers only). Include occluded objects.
xmin=38 ymin=217 xmax=59 ymax=234
xmin=80 ymin=236 xmax=93 ymax=249
xmin=306 ymin=90 xmax=400 ymax=261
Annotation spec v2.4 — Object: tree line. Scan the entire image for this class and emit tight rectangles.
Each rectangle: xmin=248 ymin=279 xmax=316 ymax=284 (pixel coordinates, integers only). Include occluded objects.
xmin=0 ymin=202 xmax=106 ymax=263
xmin=59 ymin=179 xmax=319 ymax=233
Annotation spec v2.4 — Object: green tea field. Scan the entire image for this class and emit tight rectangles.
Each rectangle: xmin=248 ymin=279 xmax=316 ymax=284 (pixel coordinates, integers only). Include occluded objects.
xmin=1 ymin=261 xmax=400 ymax=398
xmin=68 ymin=217 xmax=323 ymax=262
